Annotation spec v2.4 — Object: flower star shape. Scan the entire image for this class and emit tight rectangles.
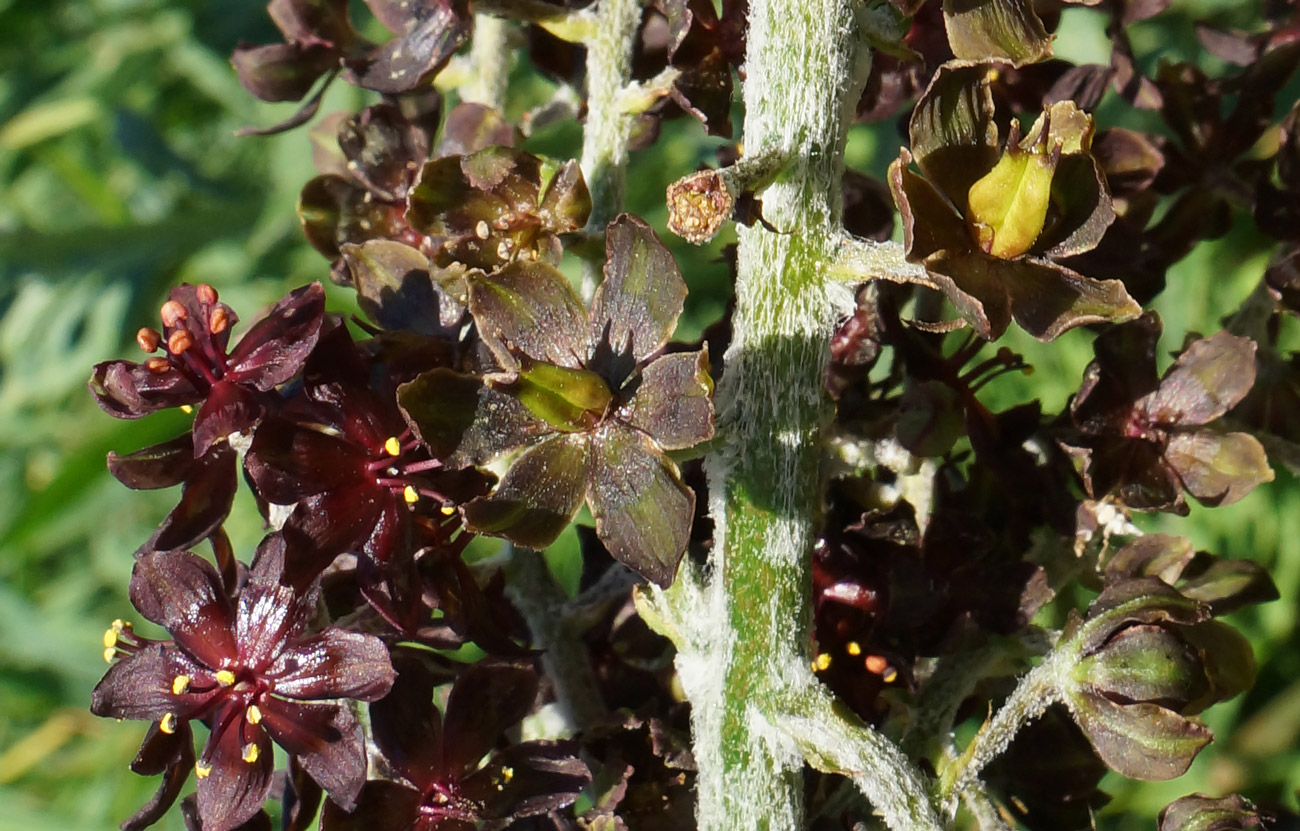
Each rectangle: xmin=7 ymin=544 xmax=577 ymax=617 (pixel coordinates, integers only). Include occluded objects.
xmin=321 ymin=654 xmax=590 ymax=831
xmin=399 ymin=214 xmax=715 ymax=587
xmin=91 ymin=534 xmax=396 ymax=831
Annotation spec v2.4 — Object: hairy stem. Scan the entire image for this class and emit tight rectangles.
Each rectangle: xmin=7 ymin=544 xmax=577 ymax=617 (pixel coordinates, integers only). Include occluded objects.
xmin=460 ymin=13 xmax=513 ymax=111
xmin=579 ymin=0 xmax=642 ymax=233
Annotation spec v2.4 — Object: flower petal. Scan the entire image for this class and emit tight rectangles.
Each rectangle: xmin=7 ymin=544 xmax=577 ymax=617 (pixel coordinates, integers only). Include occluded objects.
xmin=1165 ymin=431 xmax=1274 ymax=508
xmin=260 ymin=698 xmax=367 ymax=810
xmin=225 ymin=283 xmax=326 ymax=391
xmin=245 ymin=415 xmax=368 ymax=505
xmin=589 ymin=215 xmax=687 ymax=369
xmin=442 ymin=662 xmax=538 ymax=778
xmin=91 ymin=645 xmax=199 ymax=722
xmin=130 ymin=551 xmax=238 ymax=669
xmin=89 ymin=359 xmax=201 ymax=419
xmin=462 ymin=434 xmax=589 ymax=550
xmin=459 ymin=740 xmax=591 ymax=822
xmin=122 ymin=719 xmax=196 ymax=831
xmin=398 ymin=368 xmax=551 ymax=467
xmin=318 ymin=781 xmax=424 ymax=831
xmin=585 ymin=425 xmax=694 ymax=587
xmin=144 ymin=444 xmax=239 ymax=555
xmin=942 ymin=0 xmax=1052 ymax=66
xmin=237 ymin=535 xmax=317 ymax=671
xmin=1143 ymin=332 xmax=1259 ymax=426
xmin=108 ymin=434 xmax=196 ymax=490
xmin=621 ymin=350 xmax=715 ymax=451
xmin=909 ymin=62 xmax=1001 ymax=206
xmin=271 ymin=628 xmax=395 ymax=701
xmin=1068 ymin=693 xmax=1212 ymax=781
xmin=195 ymin=710 xmax=275 ymax=831
xmin=467 ymin=261 xmax=589 ymax=370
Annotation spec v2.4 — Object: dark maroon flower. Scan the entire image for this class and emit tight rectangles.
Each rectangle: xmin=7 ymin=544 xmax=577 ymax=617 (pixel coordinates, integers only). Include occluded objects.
xmin=1063 ymin=313 xmax=1274 ymax=513
xmin=321 ymin=654 xmax=590 ymax=831
xmin=90 ymin=282 xmax=326 ymax=457
xmin=92 ymin=536 xmax=396 ymax=831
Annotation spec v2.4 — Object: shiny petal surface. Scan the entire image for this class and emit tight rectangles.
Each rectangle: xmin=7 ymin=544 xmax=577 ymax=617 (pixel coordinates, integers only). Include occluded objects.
xmin=271 ymin=628 xmax=396 ymax=701
xmin=130 ymin=551 xmax=238 ymax=669
xmin=462 ymin=434 xmax=589 ymax=550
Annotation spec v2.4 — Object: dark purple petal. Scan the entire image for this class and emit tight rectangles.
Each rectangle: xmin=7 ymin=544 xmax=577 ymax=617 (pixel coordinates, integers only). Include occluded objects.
xmin=460 ymin=740 xmax=591 ymax=824
xmin=590 ymin=215 xmax=687 ymax=368
xmin=909 ymin=62 xmax=1000 ymax=207
xmin=368 ymin=650 xmax=444 ymax=783
xmin=435 ymin=102 xmax=514 ymax=157
xmin=536 ymin=160 xmax=591 ymax=234
xmin=260 ymin=698 xmax=367 ymax=810
xmin=145 ymin=444 xmax=239 ymax=554
xmin=1069 ymin=693 xmax=1212 ymax=781
xmin=1002 ymin=257 xmax=1141 ymax=342
xmin=231 ymin=42 xmax=338 ymax=103
xmin=341 ymin=240 xmax=464 ymax=336
xmin=91 ymin=645 xmax=194 ymax=722
xmin=237 ymin=536 xmax=316 ymax=671
xmin=89 ymin=359 xmax=202 ymax=419
xmin=245 ymin=416 xmax=367 ymax=505
xmin=192 ymin=382 xmax=266 ymax=459
xmin=319 ymin=781 xmax=424 ymax=831
xmin=1142 ymin=332 xmax=1259 ymax=427
xmin=621 ymin=349 xmax=715 ymax=450
xmin=130 ymin=551 xmax=238 ymax=669
xmin=942 ymin=0 xmax=1052 ymax=66
xmin=194 ymin=709 xmax=275 ymax=831
xmin=461 ymin=434 xmax=589 ymax=550
xmin=225 ymin=283 xmax=327 ymax=390
xmin=122 ymin=720 xmax=196 ymax=831
xmin=441 ymin=663 xmax=538 ymax=778
xmin=271 ymin=628 xmax=395 ymax=701
xmin=350 ymin=0 xmax=471 ymax=94
xmin=108 ymin=434 xmax=196 ymax=491
xmin=888 ymin=150 xmax=972 ymax=262
xmin=585 ymin=424 xmax=693 ymax=587
xmin=467 ymin=262 xmax=589 ymax=370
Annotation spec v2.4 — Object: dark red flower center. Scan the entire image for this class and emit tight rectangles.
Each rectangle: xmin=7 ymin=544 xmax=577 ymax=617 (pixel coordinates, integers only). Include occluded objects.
xmin=137 ymin=284 xmax=236 ymax=395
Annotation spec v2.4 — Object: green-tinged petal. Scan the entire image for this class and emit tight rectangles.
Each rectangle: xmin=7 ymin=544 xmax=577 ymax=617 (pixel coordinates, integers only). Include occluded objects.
xmin=407 ymin=154 xmax=512 ymax=238
xmin=537 ymin=160 xmax=593 ymax=233
xmin=1178 ymin=559 xmax=1279 ymax=617
xmin=591 ymin=215 xmax=687 ymax=368
xmin=586 ymin=425 xmax=694 ymax=587
xmin=888 ymin=150 xmax=972 ymax=261
xmin=1072 ymin=578 xmax=1208 ymax=656
xmin=462 ymin=434 xmax=589 ymax=550
xmin=1105 ymin=534 xmax=1196 ymax=585
xmin=1143 ymin=333 xmax=1259 ymax=426
xmin=341 ymin=240 xmax=463 ymax=335
xmin=1181 ymin=621 xmax=1257 ymax=712
xmin=942 ymin=0 xmax=1053 ymax=66
xmin=1159 ymin=794 xmax=1264 ymax=831
xmin=909 ymin=62 xmax=1000 ymax=203
xmin=468 ymin=261 xmax=589 ymax=369
xmin=509 ymin=359 xmax=613 ymax=433
xmin=1002 ymin=257 xmax=1140 ymax=342
xmin=398 ymin=368 xmax=552 ymax=467
xmin=1067 ymin=693 xmax=1211 ymax=781
xmin=621 ymin=349 xmax=715 ymax=451
xmin=922 ymin=252 xmax=1013 ymax=340
xmin=1165 ymin=431 xmax=1273 ymax=507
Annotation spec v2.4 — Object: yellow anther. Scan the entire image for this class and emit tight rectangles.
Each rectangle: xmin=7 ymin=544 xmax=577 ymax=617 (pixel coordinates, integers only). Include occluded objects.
xmin=103 ymin=628 xmax=118 ymax=649
xmin=215 ymin=669 xmax=236 ymax=686
xmin=103 ymin=648 xmax=116 ymax=664
xmin=813 ymin=653 xmax=832 ymax=672
xmin=195 ymin=761 xmax=212 ymax=779
xmin=242 ymin=743 xmax=260 ymax=764
xmin=384 ymin=436 xmax=402 ymax=456
xmin=846 ymin=641 xmax=862 ymax=656
xmin=113 ymin=619 xmax=130 ymax=632
xmin=180 ymin=404 xmax=194 ymax=415
xmin=403 ymin=485 xmax=419 ymax=504
xmin=501 ymin=766 xmax=514 ymax=782
xmin=440 ymin=504 xmax=457 ymax=515
xmin=159 ymin=713 xmax=176 ymax=735
xmin=246 ymin=705 xmax=263 ymax=725
xmin=882 ymin=668 xmax=898 ymax=684
xmin=172 ymin=675 xmax=191 ymax=695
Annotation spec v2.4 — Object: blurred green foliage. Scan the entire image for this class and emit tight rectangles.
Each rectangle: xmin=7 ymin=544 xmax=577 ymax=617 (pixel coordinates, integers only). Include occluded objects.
xmin=0 ymin=0 xmax=1294 ymax=829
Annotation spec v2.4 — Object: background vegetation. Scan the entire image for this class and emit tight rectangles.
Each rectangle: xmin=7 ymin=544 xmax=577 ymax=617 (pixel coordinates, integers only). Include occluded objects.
xmin=0 ymin=0 xmax=1295 ymax=828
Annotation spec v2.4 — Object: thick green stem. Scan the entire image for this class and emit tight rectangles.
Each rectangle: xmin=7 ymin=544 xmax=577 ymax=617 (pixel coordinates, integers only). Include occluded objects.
xmin=672 ymin=1 xmax=939 ymax=829
xmin=460 ymin=13 xmax=513 ymax=112
xmin=579 ymin=0 xmax=642 ymax=233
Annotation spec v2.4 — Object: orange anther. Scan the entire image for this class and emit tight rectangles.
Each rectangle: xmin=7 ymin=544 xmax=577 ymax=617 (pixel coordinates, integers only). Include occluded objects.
xmin=209 ymin=306 xmax=230 ymax=335
xmin=136 ymin=327 xmax=161 ymax=353
xmin=145 ymin=357 xmax=172 ymax=374
xmin=160 ymin=300 xmax=188 ymax=327
xmin=167 ymin=330 xmax=194 ymax=355
xmin=196 ymin=284 xmax=218 ymax=305
xmin=864 ymin=654 xmax=889 ymax=675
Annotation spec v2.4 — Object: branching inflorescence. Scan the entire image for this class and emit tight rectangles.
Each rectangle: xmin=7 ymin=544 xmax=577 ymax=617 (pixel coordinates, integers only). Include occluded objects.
xmin=86 ymin=1 xmax=1300 ymax=830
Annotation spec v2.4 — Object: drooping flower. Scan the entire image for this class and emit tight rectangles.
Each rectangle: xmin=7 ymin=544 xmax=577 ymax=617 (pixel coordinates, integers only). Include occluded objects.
xmin=399 ymin=214 xmax=715 ymax=586
xmin=92 ymin=535 xmax=395 ymax=831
